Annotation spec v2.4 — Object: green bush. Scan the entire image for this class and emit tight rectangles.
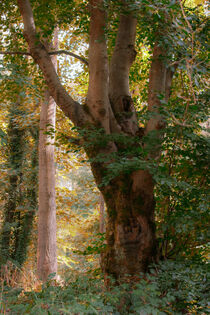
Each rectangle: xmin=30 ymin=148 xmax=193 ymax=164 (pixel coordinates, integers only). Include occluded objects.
xmin=1 ymin=259 xmax=209 ymax=314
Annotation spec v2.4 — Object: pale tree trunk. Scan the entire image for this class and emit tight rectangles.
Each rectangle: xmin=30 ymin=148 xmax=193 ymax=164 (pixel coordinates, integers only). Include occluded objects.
xmin=18 ymin=0 xmax=177 ymax=281
xmin=99 ymin=193 xmax=105 ymax=268
xmin=37 ymin=31 xmax=58 ymax=281
xmin=99 ymin=193 xmax=105 ymax=234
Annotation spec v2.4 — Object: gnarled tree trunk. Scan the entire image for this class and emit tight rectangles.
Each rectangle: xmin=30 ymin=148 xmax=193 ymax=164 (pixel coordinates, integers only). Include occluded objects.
xmin=97 ymin=171 xmax=156 ymax=279
xmin=18 ymin=0 xmax=176 ymax=280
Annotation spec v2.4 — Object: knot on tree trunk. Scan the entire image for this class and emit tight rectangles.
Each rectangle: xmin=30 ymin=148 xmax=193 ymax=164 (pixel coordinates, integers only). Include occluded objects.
xmin=122 ymin=95 xmax=132 ymax=112
xmin=117 ymin=219 xmax=142 ymax=245
xmin=128 ymin=45 xmax=137 ymax=64
xmin=113 ymin=95 xmax=133 ymax=114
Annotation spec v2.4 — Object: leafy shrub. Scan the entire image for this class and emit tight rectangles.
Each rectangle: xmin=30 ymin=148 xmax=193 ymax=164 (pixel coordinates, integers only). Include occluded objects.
xmin=1 ymin=259 xmax=209 ymax=314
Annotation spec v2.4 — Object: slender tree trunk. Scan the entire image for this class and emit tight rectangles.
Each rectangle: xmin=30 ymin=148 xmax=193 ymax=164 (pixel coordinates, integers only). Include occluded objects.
xmin=99 ymin=193 xmax=105 ymax=234
xmin=99 ymin=193 xmax=105 ymax=268
xmin=37 ymin=32 xmax=58 ymax=281
xmin=37 ymin=90 xmax=57 ymax=280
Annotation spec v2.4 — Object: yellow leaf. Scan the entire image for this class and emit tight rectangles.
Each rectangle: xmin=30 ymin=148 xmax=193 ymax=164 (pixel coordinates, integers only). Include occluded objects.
xmin=194 ymin=0 xmax=205 ymax=4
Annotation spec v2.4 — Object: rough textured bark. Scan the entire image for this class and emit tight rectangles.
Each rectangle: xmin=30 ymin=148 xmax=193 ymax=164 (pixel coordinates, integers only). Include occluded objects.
xmin=17 ymin=0 xmax=176 ymax=280
xmin=89 ymin=160 xmax=156 ymax=279
xmin=100 ymin=173 xmax=156 ymax=279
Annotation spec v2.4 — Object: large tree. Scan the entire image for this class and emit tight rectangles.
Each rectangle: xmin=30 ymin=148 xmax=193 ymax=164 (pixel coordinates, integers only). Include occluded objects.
xmin=16 ymin=0 xmax=179 ymax=279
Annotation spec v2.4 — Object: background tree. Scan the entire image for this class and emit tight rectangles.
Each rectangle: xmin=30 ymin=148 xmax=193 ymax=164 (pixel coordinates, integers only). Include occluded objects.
xmin=0 ymin=67 xmax=39 ymax=268
xmin=0 ymin=5 xmax=40 ymax=269
xmin=37 ymin=31 xmax=58 ymax=281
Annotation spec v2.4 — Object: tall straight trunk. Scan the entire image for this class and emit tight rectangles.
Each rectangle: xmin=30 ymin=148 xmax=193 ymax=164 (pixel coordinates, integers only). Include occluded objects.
xmin=99 ymin=193 xmax=105 ymax=268
xmin=37 ymin=32 xmax=58 ymax=281
xmin=99 ymin=193 xmax=105 ymax=234
xmin=37 ymin=90 xmax=57 ymax=280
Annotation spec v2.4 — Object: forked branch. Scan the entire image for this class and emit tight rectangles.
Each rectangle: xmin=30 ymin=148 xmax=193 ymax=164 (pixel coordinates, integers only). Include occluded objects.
xmin=109 ymin=2 xmax=138 ymax=135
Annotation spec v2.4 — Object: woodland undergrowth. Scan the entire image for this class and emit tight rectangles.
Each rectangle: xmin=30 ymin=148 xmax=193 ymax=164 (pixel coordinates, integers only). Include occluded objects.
xmin=0 ymin=258 xmax=209 ymax=315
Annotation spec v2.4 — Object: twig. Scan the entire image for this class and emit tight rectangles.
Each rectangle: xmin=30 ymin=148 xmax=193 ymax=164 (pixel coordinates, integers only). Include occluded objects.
xmin=58 ymin=134 xmax=83 ymax=146
xmin=0 ymin=50 xmax=88 ymax=65
xmin=49 ymin=50 xmax=88 ymax=65
xmin=179 ymin=0 xmax=193 ymax=32
xmin=171 ymin=113 xmax=193 ymax=127
xmin=0 ymin=51 xmax=31 ymax=56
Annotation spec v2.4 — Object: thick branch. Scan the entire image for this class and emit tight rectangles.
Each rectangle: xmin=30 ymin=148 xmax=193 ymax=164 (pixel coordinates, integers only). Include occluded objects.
xmin=17 ymin=0 xmax=90 ymax=127
xmin=109 ymin=8 xmax=138 ymax=135
xmin=145 ymin=42 xmax=177 ymax=159
xmin=0 ymin=50 xmax=88 ymax=65
xmin=87 ymin=0 xmax=111 ymax=132
xmin=146 ymin=44 xmax=167 ymax=134
xmin=146 ymin=44 xmax=177 ymax=134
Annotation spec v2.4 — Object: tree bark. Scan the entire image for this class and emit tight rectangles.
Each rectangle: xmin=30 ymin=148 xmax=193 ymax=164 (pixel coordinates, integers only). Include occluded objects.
xmin=37 ymin=33 xmax=58 ymax=281
xmin=87 ymin=0 xmax=110 ymax=132
xmin=109 ymin=10 xmax=139 ymax=135
xmin=145 ymin=43 xmax=176 ymax=158
xmin=99 ymin=193 xmax=105 ymax=234
xmin=91 ymin=165 xmax=156 ymax=280
xmin=37 ymin=90 xmax=57 ymax=281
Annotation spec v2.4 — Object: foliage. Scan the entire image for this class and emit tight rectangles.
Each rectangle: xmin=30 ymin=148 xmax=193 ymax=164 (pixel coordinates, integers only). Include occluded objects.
xmin=0 ymin=38 xmax=39 ymax=268
xmin=0 ymin=101 xmax=39 ymax=267
xmin=1 ymin=259 xmax=209 ymax=314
